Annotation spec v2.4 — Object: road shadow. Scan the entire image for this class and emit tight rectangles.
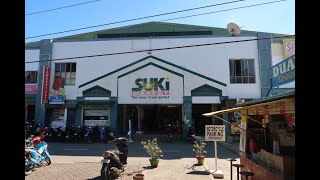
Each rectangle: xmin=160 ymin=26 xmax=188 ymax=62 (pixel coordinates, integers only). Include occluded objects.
xmin=87 ymin=176 xmax=102 ymax=180
xmin=48 ymin=140 xmax=240 ymax=159
xmin=186 ymin=170 xmax=211 ymax=175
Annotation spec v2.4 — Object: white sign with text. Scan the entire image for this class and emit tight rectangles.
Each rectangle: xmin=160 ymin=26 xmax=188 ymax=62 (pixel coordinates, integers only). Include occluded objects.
xmin=205 ymin=125 xmax=226 ymax=141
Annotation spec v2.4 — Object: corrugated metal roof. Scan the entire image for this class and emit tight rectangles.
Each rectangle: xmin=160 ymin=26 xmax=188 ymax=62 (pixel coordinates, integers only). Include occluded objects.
xmin=25 ymin=21 xmax=284 ymax=48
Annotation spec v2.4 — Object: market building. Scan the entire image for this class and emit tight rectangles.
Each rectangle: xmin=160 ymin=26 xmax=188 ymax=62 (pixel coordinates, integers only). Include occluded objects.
xmin=25 ymin=21 xmax=294 ymax=138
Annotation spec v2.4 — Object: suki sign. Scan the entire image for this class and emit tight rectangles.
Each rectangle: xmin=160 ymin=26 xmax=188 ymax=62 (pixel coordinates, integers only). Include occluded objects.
xmin=272 ymin=55 xmax=295 ymax=87
xmin=131 ymin=77 xmax=170 ymax=99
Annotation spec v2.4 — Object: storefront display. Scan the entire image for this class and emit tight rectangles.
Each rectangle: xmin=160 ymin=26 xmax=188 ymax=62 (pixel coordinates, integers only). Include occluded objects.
xmin=50 ymin=108 xmax=66 ymax=128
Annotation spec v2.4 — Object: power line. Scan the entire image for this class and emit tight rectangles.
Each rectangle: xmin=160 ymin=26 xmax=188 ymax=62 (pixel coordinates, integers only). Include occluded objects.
xmin=26 ymin=0 xmax=103 ymax=16
xmin=25 ymin=0 xmax=246 ymax=39
xmin=162 ymin=0 xmax=287 ymax=22
xmin=25 ymin=35 xmax=294 ymax=64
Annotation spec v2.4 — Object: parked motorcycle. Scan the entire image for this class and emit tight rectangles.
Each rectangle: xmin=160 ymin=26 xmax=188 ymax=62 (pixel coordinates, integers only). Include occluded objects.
xmin=104 ymin=126 xmax=116 ymax=143
xmin=100 ymin=150 xmax=124 ymax=180
xmin=25 ymin=151 xmax=35 ymax=176
xmin=115 ymin=137 xmax=129 ymax=165
xmin=187 ymin=126 xmax=196 ymax=143
xmin=25 ymin=135 xmax=52 ymax=167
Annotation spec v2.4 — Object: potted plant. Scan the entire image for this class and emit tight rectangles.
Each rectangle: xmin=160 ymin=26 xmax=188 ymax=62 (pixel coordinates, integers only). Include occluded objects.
xmin=141 ymin=138 xmax=163 ymax=168
xmin=192 ymin=141 xmax=207 ymax=165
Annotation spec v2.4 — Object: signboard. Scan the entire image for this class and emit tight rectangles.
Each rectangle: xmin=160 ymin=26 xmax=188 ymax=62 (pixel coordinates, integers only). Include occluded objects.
xmin=49 ymin=96 xmax=65 ymax=104
xmin=283 ymin=38 xmax=295 ymax=59
xmin=84 ymin=120 xmax=109 ymax=126
xmin=118 ymin=65 xmax=183 ymax=104
xmin=272 ymin=55 xmax=295 ymax=87
xmin=239 ymin=122 xmax=247 ymax=152
xmin=205 ymin=125 xmax=226 ymax=141
xmin=248 ymin=98 xmax=295 ymax=115
xmin=25 ymin=84 xmax=37 ymax=94
xmin=41 ymin=66 xmax=50 ymax=104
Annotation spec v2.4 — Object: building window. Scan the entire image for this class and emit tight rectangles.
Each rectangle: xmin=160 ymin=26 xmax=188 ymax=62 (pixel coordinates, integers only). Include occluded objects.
xmin=229 ymin=59 xmax=255 ymax=84
xmin=55 ymin=63 xmax=76 ymax=85
xmin=25 ymin=71 xmax=38 ymax=83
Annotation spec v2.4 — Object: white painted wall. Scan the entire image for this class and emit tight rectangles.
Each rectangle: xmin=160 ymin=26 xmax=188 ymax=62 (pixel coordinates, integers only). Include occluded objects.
xmin=271 ymin=43 xmax=295 ymax=88
xmin=25 ymin=49 xmax=40 ymax=71
xmin=51 ymin=36 xmax=261 ymax=100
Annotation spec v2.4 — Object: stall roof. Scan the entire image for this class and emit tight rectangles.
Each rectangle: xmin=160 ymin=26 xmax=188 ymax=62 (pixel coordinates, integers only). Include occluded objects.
xmin=235 ymin=90 xmax=295 ymax=108
xmin=202 ymin=90 xmax=295 ymax=117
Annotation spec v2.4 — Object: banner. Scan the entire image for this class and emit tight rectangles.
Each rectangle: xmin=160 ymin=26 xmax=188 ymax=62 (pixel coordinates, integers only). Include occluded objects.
xmin=283 ymin=38 xmax=295 ymax=59
xmin=41 ymin=66 xmax=50 ymax=104
xmin=239 ymin=122 xmax=247 ymax=152
xmin=25 ymin=84 xmax=37 ymax=94
xmin=272 ymin=54 xmax=295 ymax=87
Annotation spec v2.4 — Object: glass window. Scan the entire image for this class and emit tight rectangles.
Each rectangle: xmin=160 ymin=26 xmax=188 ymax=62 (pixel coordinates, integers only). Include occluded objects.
xmin=229 ymin=59 xmax=255 ymax=84
xmin=54 ymin=63 xmax=76 ymax=85
xmin=25 ymin=71 xmax=38 ymax=83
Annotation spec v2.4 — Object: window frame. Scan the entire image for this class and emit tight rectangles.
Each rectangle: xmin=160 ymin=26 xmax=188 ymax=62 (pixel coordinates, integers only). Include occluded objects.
xmin=54 ymin=62 xmax=76 ymax=86
xmin=229 ymin=59 xmax=256 ymax=84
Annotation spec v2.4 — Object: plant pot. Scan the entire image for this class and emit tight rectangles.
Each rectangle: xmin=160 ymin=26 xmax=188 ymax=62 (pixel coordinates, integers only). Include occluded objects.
xmin=133 ymin=173 xmax=144 ymax=180
xmin=149 ymin=158 xmax=159 ymax=168
xmin=196 ymin=155 xmax=205 ymax=165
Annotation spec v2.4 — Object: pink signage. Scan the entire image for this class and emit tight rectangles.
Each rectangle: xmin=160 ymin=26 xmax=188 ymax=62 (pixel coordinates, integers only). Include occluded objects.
xmin=25 ymin=84 xmax=37 ymax=94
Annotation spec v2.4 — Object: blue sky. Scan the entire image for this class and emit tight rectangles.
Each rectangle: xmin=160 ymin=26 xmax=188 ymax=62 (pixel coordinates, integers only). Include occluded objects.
xmin=25 ymin=0 xmax=295 ymax=43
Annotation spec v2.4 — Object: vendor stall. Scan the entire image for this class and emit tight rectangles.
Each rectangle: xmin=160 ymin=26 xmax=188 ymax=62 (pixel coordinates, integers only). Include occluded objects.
xmin=203 ymin=90 xmax=295 ymax=180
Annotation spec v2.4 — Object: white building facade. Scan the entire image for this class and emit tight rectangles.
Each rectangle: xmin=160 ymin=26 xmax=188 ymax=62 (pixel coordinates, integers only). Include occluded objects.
xmin=25 ymin=22 xmax=293 ymax=138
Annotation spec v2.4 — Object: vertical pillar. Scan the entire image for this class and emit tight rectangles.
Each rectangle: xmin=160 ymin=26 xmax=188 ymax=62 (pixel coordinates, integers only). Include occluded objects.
xmin=35 ymin=39 xmax=53 ymax=127
xmin=75 ymin=106 xmax=82 ymax=127
xmin=183 ymin=96 xmax=192 ymax=139
xmin=221 ymin=97 xmax=232 ymax=142
xmin=257 ymin=33 xmax=272 ymax=98
xmin=110 ymin=97 xmax=119 ymax=136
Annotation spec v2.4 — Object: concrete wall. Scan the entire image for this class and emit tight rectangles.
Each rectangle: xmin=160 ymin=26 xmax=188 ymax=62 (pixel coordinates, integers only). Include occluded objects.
xmin=25 ymin=49 xmax=40 ymax=71
xmin=50 ymin=36 xmax=261 ymax=100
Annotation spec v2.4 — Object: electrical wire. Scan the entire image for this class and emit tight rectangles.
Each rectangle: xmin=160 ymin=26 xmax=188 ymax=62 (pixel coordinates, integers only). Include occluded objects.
xmin=25 ymin=0 xmax=247 ymax=39
xmin=25 ymin=34 xmax=294 ymax=64
xmin=26 ymin=0 xmax=103 ymax=16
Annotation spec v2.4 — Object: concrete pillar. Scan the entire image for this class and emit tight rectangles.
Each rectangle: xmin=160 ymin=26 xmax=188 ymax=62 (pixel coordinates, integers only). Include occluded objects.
xmin=183 ymin=96 xmax=192 ymax=139
xmin=257 ymin=33 xmax=272 ymax=98
xmin=110 ymin=97 xmax=119 ymax=136
xmin=75 ymin=106 xmax=83 ymax=127
xmin=221 ymin=97 xmax=232 ymax=142
xmin=35 ymin=39 xmax=53 ymax=128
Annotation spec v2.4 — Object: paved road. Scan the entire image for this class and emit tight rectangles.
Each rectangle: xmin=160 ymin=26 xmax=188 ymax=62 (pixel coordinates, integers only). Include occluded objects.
xmin=26 ymin=140 xmax=240 ymax=180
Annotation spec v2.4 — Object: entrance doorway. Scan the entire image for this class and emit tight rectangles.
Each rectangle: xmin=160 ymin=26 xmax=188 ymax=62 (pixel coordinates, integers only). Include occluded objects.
xmin=192 ymin=104 xmax=214 ymax=135
xmin=120 ymin=104 xmax=182 ymax=134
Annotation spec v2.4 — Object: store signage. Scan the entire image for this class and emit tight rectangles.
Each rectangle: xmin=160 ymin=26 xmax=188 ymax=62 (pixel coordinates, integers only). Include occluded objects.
xmin=205 ymin=125 xmax=225 ymax=141
xmin=272 ymin=55 xmax=295 ymax=87
xmin=283 ymin=38 xmax=295 ymax=59
xmin=25 ymin=84 xmax=37 ymax=94
xmin=239 ymin=122 xmax=247 ymax=152
xmin=49 ymin=96 xmax=64 ymax=104
xmin=131 ymin=77 xmax=170 ymax=99
xmin=248 ymin=98 xmax=295 ymax=115
xmin=41 ymin=66 xmax=50 ymax=104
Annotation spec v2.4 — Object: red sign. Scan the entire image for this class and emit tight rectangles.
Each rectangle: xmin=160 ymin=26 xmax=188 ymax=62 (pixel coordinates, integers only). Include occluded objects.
xmin=25 ymin=84 xmax=37 ymax=94
xmin=42 ymin=66 xmax=50 ymax=104
xmin=279 ymin=101 xmax=286 ymax=115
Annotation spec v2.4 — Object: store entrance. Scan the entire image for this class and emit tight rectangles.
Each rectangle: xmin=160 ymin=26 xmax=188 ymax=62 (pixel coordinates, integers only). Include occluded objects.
xmin=122 ymin=104 xmax=182 ymax=134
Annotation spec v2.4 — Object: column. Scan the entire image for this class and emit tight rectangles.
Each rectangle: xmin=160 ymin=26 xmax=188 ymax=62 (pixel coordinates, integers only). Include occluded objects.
xmin=35 ymin=39 xmax=53 ymax=127
xmin=221 ymin=97 xmax=232 ymax=142
xmin=75 ymin=106 xmax=83 ymax=127
xmin=110 ymin=97 xmax=119 ymax=136
xmin=183 ymin=96 xmax=192 ymax=139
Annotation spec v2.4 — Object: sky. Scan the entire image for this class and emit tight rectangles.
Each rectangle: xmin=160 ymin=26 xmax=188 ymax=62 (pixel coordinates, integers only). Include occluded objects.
xmin=25 ymin=0 xmax=295 ymax=43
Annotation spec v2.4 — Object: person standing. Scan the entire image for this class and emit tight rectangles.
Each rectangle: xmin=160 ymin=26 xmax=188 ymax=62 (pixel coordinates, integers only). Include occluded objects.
xmin=128 ymin=116 xmax=132 ymax=140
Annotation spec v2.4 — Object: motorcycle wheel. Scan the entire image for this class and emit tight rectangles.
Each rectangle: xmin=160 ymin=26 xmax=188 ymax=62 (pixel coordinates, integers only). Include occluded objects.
xmin=45 ymin=158 xmax=51 ymax=165
xmin=101 ymin=166 xmax=110 ymax=180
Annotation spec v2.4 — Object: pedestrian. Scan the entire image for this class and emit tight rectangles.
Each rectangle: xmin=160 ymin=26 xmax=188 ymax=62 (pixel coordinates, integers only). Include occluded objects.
xmin=128 ymin=116 xmax=132 ymax=141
